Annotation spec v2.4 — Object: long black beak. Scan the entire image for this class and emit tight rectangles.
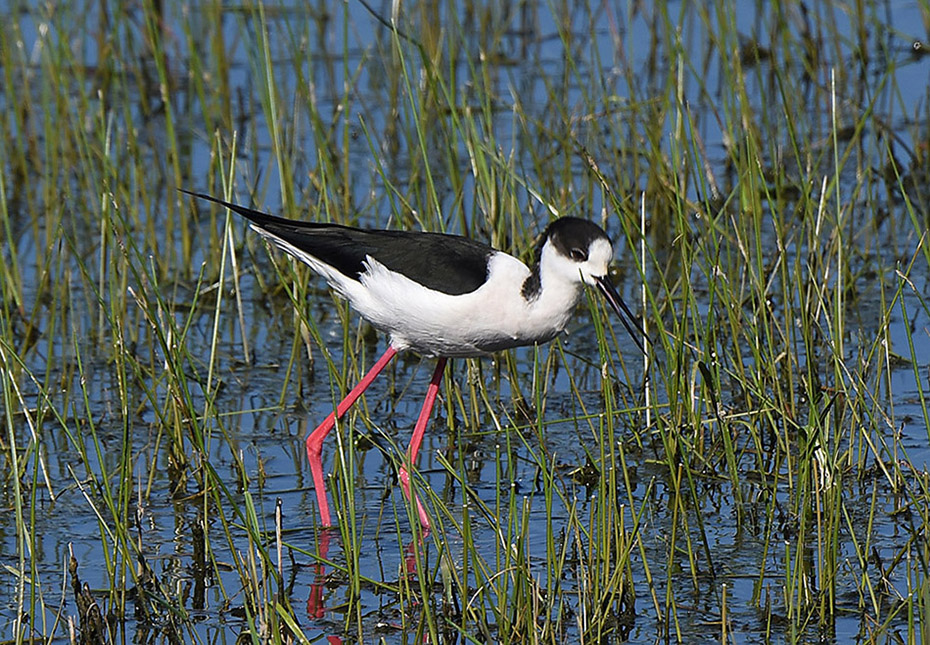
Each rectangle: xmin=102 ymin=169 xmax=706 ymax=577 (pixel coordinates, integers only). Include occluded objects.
xmin=594 ymin=275 xmax=650 ymax=352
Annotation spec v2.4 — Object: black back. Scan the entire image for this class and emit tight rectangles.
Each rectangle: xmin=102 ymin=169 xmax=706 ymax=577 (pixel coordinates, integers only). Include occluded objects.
xmin=184 ymin=191 xmax=493 ymax=296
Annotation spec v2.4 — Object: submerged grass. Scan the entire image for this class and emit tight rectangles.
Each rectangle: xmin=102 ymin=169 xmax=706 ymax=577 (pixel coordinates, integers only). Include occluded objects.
xmin=2 ymin=0 xmax=930 ymax=643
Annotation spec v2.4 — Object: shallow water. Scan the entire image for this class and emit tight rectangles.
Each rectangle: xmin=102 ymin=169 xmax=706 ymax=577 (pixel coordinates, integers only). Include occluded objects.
xmin=3 ymin=1 xmax=930 ymax=643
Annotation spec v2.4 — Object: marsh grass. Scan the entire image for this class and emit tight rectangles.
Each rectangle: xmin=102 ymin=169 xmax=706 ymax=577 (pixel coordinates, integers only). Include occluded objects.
xmin=2 ymin=0 xmax=930 ymax=643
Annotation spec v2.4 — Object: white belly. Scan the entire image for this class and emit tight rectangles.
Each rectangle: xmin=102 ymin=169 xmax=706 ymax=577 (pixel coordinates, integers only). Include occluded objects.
xmin=345 ymin=253 xmax=580 ymax=357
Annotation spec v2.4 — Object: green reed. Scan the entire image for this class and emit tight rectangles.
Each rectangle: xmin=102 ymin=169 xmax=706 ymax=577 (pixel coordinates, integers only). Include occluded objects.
xmin=2 ymin=0 xmax=930 ymax=643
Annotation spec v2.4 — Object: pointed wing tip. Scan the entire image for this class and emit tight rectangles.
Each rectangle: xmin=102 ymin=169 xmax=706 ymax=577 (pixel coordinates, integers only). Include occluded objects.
xmin=178 ymin=188 xmax=276 ymax=229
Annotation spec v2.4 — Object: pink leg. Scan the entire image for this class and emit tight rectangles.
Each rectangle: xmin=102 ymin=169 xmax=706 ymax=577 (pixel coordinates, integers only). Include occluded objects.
xmin=307 ymin=346 xmax=398 ymax=526
xmin=306 ymin=529 xmax=332 ymax=618
xmin=398 ymin=358 xmax=447 ymax=531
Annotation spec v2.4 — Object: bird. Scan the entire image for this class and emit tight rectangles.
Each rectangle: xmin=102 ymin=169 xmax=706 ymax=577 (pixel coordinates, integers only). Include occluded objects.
xmin=183 ymin=189 xmax=647 ymax=531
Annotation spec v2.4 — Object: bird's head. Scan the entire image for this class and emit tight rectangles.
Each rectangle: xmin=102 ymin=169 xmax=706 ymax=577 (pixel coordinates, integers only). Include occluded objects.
xmin=539 ymin=217 xmax=648 ymax=350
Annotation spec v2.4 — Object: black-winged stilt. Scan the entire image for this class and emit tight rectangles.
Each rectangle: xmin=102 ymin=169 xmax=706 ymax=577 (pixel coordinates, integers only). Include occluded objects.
xmin=184 ymin=190 xmax=646 ymax=530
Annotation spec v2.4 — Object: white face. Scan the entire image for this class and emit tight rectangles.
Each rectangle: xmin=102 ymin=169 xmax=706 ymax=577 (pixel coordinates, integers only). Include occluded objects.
xmin=541 ymin=236 xmax=613 ymax=286
xmin=578 ymin=238 xmax=613 ymax=285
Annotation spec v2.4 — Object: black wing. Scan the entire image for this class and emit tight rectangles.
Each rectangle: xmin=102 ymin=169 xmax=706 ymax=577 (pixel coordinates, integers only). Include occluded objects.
xmin=183 ymin=190 xmax=493 ymax=296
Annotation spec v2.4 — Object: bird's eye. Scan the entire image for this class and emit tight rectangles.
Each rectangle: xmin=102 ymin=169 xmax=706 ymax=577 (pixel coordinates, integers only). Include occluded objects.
xmin=570 ymin=248 xmax=587 ymax=261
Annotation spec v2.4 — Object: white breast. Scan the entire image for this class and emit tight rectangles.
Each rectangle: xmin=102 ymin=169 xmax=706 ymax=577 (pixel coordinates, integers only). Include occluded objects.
xmin=344 ymin=252 xmax=582 ymax=357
